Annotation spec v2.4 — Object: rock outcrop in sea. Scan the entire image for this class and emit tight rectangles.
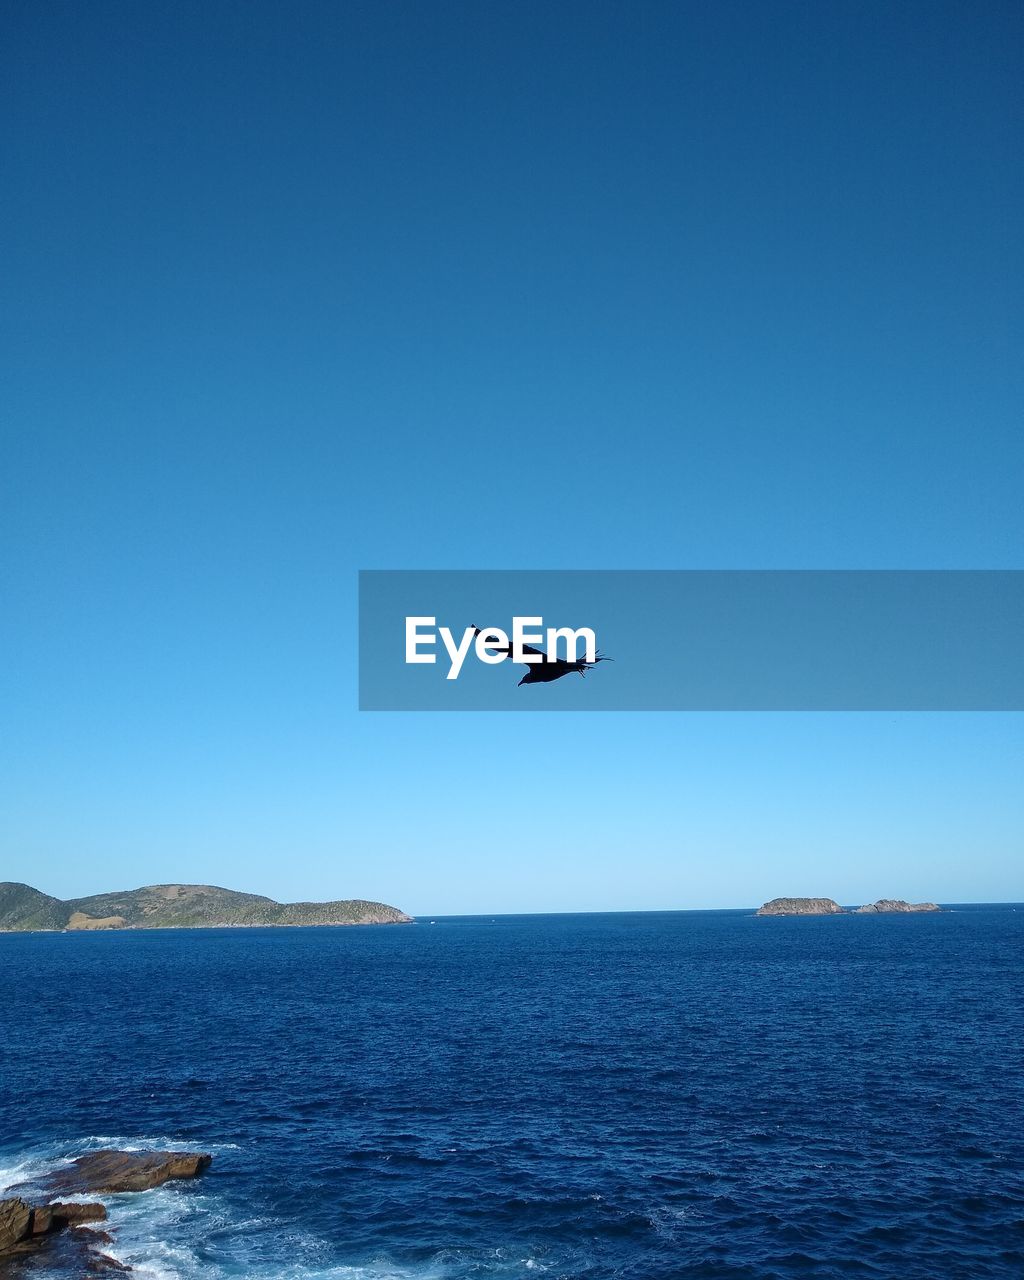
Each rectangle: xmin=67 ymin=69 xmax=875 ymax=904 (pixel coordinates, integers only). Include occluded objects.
xmin=0 ymin=881 xmax=413 ymax=931
xmin=38 ymin=1150 xmax=212 ymax=1195
xmin=755 ymin=897 xmax=845 ymax=916
xmin=1 ymin=1150 xmax=212 ymax=1274
xmin=854 ymin=899 xmax=941 ymax=913
xmin=756 ymin=897 xmax=944 ymax=916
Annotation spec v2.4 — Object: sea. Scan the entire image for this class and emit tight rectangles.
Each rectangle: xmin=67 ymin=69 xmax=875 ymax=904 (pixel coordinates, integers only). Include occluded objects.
xmin=2 ymin=907 xmax=1022 ymax=1279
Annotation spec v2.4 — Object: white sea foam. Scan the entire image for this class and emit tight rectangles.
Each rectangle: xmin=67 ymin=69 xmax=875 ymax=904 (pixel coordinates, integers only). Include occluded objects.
xmin=0 ymin=1134 xmax=238 ymax=1192
xmin=101 ymin=1185 xmax=553 ymax=1280
xmin=2 ymin=1137 xmax=564 ymax=1280
xmin=0 ymin=1145 xmax=77 ymax=1194
xmin=74 ymin=1133 xmax=242 ymax=1153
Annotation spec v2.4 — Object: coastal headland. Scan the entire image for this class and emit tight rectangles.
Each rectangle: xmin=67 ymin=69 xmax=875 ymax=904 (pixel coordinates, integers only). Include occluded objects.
xmin=0 ymin=882 xmax=413 ymax=932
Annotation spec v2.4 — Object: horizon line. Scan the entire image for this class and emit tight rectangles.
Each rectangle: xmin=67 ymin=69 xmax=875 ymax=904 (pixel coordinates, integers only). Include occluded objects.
xmin=410 ymin=901 xmax=1024 ymax=918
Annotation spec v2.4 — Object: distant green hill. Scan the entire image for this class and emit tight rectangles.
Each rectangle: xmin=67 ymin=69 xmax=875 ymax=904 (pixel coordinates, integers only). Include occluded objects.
xmin=0 ymin=881 xmax=413 ymax=931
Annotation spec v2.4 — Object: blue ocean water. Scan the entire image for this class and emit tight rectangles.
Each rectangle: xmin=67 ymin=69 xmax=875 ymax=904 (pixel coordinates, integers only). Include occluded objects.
xmin=2 ymin=907 xmax=1023 ymax=1279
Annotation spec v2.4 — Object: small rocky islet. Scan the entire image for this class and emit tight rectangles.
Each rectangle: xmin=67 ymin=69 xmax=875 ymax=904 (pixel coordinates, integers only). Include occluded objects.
xmin=756 ymin=897 xmax=941 ymax=916
xmin=0 ymin=1150 xmax=212 ymax=1274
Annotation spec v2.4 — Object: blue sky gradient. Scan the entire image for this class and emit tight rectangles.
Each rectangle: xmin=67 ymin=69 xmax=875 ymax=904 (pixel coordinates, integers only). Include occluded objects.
xmin=2 ymin=1 xmax=1021 ymax=911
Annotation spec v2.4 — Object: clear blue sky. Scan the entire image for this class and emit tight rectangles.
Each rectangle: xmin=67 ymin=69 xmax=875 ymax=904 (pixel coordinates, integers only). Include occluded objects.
xmin=2 ymin=1 xmax=1021 ymax=912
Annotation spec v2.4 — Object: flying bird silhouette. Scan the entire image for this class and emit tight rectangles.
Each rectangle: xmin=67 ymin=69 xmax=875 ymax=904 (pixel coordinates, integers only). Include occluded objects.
xmin=471 ymin=626 xmax=612 ymax=686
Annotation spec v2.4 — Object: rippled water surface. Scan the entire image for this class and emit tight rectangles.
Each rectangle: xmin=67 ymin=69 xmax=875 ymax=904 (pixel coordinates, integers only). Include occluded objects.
xmin=2 ymin=908 xmax=1023 ymax=1278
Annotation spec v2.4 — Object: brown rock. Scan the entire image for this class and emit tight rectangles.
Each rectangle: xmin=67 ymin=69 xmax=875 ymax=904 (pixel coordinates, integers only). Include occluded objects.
xmin=50 ymin=1201 xmax=108 ymax=1225
xmin=42 ymin=1150 xmax=212 ymax=1194
xmin=0 ymin=1197 xmax=32 ymax=1254
xmin=30 ymin=1204 xmax=53 ymax=1234
xmin=73 ymin=1226 xmax=115 ymax=1245
xmin=854 ymin=898 xmax=942 ymax=913
xmin=1 ymin=1219 xmax=130 ymax=1274
xmin=755 ymin=897 xmax=846 ymax=916
xmin=66 ymin=910 xmax=128 ymax=930
xmin=4 ymin=1150 xmax=207 ymax=1272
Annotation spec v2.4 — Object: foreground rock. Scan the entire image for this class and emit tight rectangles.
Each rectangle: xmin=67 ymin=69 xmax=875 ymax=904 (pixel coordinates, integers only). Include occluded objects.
xmin=756 ymin=897 xmax=846 ymax=916
xmin=39 ymin=1150 xmax=212 ymax=1196
xmin=2 ymin=1150 xmax=212 ymax=1274
xmin=0 ymin=1198 xmax=113 ymax=1273
xmin=49 ymin=1202 xmax=108 ymax=1224
xmin=854 ymin=899 xmax=941 ymax=913
xmin=0 ymin=1200 xmax=31 ymax=1255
